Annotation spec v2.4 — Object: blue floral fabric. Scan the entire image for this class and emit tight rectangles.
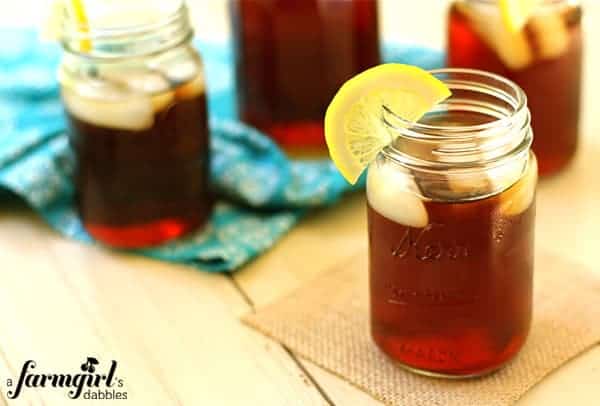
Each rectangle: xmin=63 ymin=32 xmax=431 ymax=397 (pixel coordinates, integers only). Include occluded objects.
xmin=0 ymin=29 xmax=443 ymax=272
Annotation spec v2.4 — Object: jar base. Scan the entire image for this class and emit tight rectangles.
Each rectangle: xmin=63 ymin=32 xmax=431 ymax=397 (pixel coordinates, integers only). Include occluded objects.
xmin=371 ymin=330 xmax=528 ymax=379
xmin=85 ymin=215 xmax=210 ymax=249
xmin=386 ymin=356 xmax=512 ymax=379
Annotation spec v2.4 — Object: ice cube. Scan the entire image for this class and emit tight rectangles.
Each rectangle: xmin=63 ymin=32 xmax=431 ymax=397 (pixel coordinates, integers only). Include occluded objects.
xmin=151 ymin=91 xmax=175 ymax=113
xmin=499 ymin=153 xmax=537 ymax=216
xmin=447 ymin=173 xmax=493 ymax=197
xmin=148 ymin=44 xmax=203 ymax=85
xmin=125 ymin=71 xmax=171 ymax=94
xmin=447 ymin=132 xmax=525 ymax=197
xmin=100 ymin=68 xmax=172 ymax=94
xmin=488 ymin=158 xmax=527 ymax=192
xmin=175 ymin=74 xmax=206 ymax=100
xmin=62 ymin=86 xmax=154 ymax=131
xmin=440 ymin=140 xmax=494 ymax=197
xmin=99 ymin=68 xmax=175 ymax=114
xmin=458 ymin=3 xmax=533 ymax=70
xmin=367 ymin=160 xmax=429 ymax=228
xmin=163 ymin=59 xmax=202 ymax=85
xmin=529 ymin=11 xmax=570 ymax=60
xmin=446 ymin=153 xmax=531 ymax=203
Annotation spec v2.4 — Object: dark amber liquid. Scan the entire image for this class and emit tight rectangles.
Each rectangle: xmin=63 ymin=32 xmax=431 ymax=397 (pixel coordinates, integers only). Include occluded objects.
xmin=231 ymin=0 xmax=380 ymax=154
xmin=368 ymin=190 xmax=535 ymax=376
xmin=447 ymin=4 xmax=582 ymax=176
xmin=66 ymin=89 xmax=212 ymax=248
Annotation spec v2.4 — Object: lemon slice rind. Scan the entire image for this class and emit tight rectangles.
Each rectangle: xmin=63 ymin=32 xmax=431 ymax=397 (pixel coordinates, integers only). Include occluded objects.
xmin=499 ymin=0 xmax=541 ymax=32
xmin=325 ymin=64 xmax=451 ymax=184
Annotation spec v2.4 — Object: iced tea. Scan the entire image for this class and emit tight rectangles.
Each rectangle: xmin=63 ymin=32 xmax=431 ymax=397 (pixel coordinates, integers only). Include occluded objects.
xmin=447 ymin=0 xmax=583 ymax=176
xmin=63 ymin=75 xmax=212 ymax=248
xmin=231 ymin=0 xmax=380 ymax=154
xmin=367 ymin=69 xmax=537 ymax=376
xmin=58 ymin=1 xmax=212 ymax=248
xmin=368 ymin=163 xmax=536 ymax=376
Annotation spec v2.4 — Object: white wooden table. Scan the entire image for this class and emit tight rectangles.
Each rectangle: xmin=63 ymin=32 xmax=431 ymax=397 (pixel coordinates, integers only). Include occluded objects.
xmin=0 ymin=1 xmax=598 ymax=405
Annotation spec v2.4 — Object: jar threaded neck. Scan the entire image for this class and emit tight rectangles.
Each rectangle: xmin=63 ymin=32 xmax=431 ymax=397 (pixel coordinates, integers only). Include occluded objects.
xmin=60 ymin=2 xmax=193 ymax=58
xmin=382 ymin=68 xmax=532 ymax=173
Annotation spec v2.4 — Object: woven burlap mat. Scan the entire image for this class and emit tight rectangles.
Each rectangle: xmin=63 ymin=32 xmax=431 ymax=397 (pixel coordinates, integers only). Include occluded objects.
xmin=243 ymin=250 xmax=600 ymax=406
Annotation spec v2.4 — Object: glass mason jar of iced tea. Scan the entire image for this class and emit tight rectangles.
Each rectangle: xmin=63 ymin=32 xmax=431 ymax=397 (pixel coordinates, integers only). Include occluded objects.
xmin=58 ymin=1 xmax=212 ymax=248
xmin=230 ymin=0 xmax=381 ymax=155
xmin=367 ymin=69 xmax=537 ymax=377
xmin=447 ymin=0 xmax=582 ymax=176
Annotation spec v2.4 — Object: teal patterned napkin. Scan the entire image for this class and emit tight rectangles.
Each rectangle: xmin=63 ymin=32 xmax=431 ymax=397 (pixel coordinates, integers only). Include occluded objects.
xmin=0 ymin=29 xmax=444 ymax=272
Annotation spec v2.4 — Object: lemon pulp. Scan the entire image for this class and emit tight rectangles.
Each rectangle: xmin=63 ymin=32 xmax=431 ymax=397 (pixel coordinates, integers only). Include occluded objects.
xmin=324 ymin=64 xmax=451 ymax=184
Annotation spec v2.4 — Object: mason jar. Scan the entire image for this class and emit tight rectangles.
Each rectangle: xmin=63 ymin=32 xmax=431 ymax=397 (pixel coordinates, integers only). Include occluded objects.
xmin=230 ymin=0 xmax=381 ymax=155
xmin=447 ymin=0 xmax=582 ymax=176
xmin=58 ymin=0 xmax=212 ymax=248
xmin=367 ymin=69 xmax=537 ymax=377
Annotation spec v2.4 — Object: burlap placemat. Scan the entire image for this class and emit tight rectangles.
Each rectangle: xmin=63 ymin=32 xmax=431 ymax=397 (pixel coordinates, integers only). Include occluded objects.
xmin=243 ymin=250 xmax=600 ymax=406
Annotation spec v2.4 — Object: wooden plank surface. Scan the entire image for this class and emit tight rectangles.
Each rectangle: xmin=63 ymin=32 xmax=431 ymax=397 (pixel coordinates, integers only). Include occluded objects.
xmin=235 ymin=193 xmax=367 ymax=309
xmin=0 ymin=1 xmax=599 ymax=405
xmin=0 ymin=210 xmax=329 ymax=405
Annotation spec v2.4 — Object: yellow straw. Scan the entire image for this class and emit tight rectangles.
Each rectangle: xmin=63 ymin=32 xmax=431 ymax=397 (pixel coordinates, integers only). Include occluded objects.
xmin=70 ymin=0 xmax=91 ymax=52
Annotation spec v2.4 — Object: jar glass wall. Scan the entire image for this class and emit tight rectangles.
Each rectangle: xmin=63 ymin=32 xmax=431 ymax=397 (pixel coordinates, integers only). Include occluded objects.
xmin=367 ymin=69 xmax=537 ymax=377
xmin=230 ymin=0 xmax=381 ymax=155
xmin=447 ymin=0 xmax=583 ymax=176
xmin=58 ymin=1 xmax=212 ymax=248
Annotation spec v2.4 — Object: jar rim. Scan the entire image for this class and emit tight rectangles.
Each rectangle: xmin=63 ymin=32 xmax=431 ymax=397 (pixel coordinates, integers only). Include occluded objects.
xmin=381 ymin=68 xmax=532 ymax=173
xmin=60 ymin=1 xmax=193 ymax=58
xmin=383 ymin=68 xmax=527 ymax=135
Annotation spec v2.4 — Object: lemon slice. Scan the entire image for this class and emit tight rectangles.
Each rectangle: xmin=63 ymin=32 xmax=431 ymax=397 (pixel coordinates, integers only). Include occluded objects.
xmin=42 ymin=0 xmax=92 ymax=50
xmin=41 ymin=0 xmax=66 ymax=41
xmin=457 ymin=3 xmax=533 ymax=70
xmin=500 ymin=152 xmax=538 ymax=216
xmin=324 ymin=64 xmax=451 ymax=184
xmin=499 ymin=0 xmax=541 ymax=32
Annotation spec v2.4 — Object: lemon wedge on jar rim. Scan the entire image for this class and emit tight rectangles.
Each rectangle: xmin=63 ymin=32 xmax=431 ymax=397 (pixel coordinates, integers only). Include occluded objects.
xmin=324 ymin=64 xmax=451 ymax=184
xmin=499 ymin=0 xmax=542 ymax=31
